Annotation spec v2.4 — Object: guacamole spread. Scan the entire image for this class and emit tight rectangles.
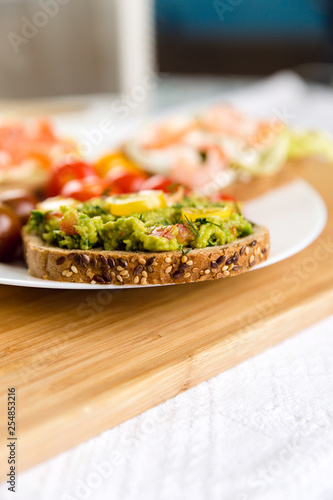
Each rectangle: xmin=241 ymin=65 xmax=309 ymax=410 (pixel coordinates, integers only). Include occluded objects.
xmin=26 ymin=192 xmax=253 ymax=252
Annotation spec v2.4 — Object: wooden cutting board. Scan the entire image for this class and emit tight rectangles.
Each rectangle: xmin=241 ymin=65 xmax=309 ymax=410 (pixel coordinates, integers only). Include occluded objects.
xmin=0 ymin=160 xmax=333 ymax=475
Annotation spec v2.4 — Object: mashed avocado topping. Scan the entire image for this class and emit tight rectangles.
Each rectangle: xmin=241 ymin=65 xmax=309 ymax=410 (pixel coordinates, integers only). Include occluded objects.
xmin=26 ymin=193 xmax=253 ymax=252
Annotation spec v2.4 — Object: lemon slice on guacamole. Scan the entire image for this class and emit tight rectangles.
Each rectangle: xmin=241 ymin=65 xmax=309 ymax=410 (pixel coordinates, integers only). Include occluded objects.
xmin=181 ymin=206 xmax=233 ymax=223
xmin=106 ymin=190 xmax=167 ymax=216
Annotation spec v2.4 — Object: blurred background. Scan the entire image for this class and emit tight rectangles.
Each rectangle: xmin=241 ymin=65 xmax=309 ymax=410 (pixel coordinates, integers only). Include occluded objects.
xmin=0 ymin=0 xmax=332 ymax=99
xmin=156 ymin=0 xmax=331 ymax=76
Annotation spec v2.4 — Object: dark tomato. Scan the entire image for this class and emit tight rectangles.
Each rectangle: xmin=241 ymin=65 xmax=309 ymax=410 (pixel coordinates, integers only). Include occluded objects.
xmin=140 ymin=175 xmax=175 ymax=193
xmin=106 ymin=168 xmax=146 ymax=194
xmin=0 ymin=189 xmax=38 ymax=224
xmin=60 ymin=177 xmax=109 ymax=202
xmin=47 ymin=160 xmax=97 ymax=197
xmin=0 ymin=203 xmax=22 ymax=262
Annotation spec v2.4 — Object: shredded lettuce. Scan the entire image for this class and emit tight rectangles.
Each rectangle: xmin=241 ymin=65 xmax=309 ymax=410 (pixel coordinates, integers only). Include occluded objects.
xmin=288 ymin=130 xmax=333 ymax=162
xmin=232 ymin=129 xmax=290 ymax=176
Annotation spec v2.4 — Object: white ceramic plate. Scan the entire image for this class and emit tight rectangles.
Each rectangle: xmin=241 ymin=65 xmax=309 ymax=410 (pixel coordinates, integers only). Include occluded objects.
xmin=0 ymin=179 xmax=327 ymax=290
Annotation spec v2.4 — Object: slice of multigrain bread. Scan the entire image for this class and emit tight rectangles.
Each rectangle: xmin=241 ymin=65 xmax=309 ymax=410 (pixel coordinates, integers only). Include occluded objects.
xmin=22 ymin=225 xmax=270 ymax=286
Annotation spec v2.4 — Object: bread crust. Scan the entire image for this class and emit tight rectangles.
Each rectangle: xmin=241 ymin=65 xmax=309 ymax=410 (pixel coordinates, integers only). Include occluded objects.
xmin=22 ymin=226 xmax=270 ymax=286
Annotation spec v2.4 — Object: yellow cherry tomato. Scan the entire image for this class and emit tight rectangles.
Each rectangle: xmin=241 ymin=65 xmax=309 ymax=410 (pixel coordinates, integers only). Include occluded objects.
xmin=94 ymin=152 xmax=145 ymax=178
xmin=181 ymin=206 xmax=233 ymax=223
xmin=106 ymin=190 xmax=167 ymax=216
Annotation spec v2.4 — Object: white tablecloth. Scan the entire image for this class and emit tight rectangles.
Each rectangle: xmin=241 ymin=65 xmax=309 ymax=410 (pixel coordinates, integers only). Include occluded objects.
xmin=1 ymin=315 xmax=332 ymax=500
xmin=1 ymin=73 xmax=333 ymax=500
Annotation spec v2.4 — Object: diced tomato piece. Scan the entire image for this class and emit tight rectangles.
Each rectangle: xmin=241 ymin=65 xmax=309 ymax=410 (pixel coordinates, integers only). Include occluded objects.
xmin=177 ymin=223 xmax=195 ymax=244
xmin=150 ymin=225 xmax=177 ymax=240
xmin=60 ymin=212 xmax=79 ymax=235
xmin=150 ymin=223 xmax=194 ymax=244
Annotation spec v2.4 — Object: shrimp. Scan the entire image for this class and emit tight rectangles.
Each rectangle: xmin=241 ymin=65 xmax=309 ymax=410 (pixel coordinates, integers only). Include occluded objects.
xmin=141 ymin=118 xmax=197 ymax=150
xmin=169 ymin=144 xmax=229 ymax=192
xmin=200 ymin=104 xmax=259 ymax=139
xmin=200 ymin=104 xmax=286 ymax=152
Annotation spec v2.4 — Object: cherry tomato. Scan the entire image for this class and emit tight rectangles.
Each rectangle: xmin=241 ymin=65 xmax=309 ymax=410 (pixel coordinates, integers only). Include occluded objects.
xmin=94 ymin=152 xmax=146 ymax=178
xmin=0 ymin=203 xmax=22 ymax=262
xmin=140 ymin=175 xmax=176 ymax=193
xmin=60 ymin=177 xmax=109 ymax=202
xmin=0 ymin=189 xmax=38 ymax=224
xmin=106 ymin=168 xmax=146 ymax=194
xmin=47 ymin=160 xmax=98 ymax=197
xmin=210 ymin=192 xmax=237 ymax=203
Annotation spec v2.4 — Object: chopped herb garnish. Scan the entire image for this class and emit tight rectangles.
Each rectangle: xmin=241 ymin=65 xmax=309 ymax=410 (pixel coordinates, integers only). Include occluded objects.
xmin=182 ymin=214 xmax=199 ymax=237
xmin=30 ymin=210 xmax=46 ymax=225
xmin=196 ymin=217 xmax=222 ymax=229
xmin=181 ymin=247 xmax=192 ymax=256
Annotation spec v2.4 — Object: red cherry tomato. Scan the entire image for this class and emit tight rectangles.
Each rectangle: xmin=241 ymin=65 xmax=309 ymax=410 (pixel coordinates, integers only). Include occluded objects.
xmin=106 ymin=168 xmax=146 ymax=194
xmin=60 ymin=177 xmax=109 ymax=202
xmin=0 ymin=203 xmax=21 ymax=262
xmin=47 ymin=160 xmax=98 ymax=197
xmin=140 ymin=175 xmax=175 ymax=193
xmin=209 ymin=192 xmax=237 ymax=203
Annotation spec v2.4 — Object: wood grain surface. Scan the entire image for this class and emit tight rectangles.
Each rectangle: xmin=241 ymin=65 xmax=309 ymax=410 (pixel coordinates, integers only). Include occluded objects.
xmin=0 ymin=160 xmax=333 ymax=474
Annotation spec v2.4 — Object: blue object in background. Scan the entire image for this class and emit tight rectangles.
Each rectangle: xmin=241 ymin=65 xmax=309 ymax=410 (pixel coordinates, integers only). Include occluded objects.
xmin=155 ymin=0 xmax=327 ymax=40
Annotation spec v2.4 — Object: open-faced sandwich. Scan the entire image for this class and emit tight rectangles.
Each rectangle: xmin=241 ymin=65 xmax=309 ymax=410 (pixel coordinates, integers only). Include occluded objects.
xmin=23 ymin=190 xmax=269 ymax=286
